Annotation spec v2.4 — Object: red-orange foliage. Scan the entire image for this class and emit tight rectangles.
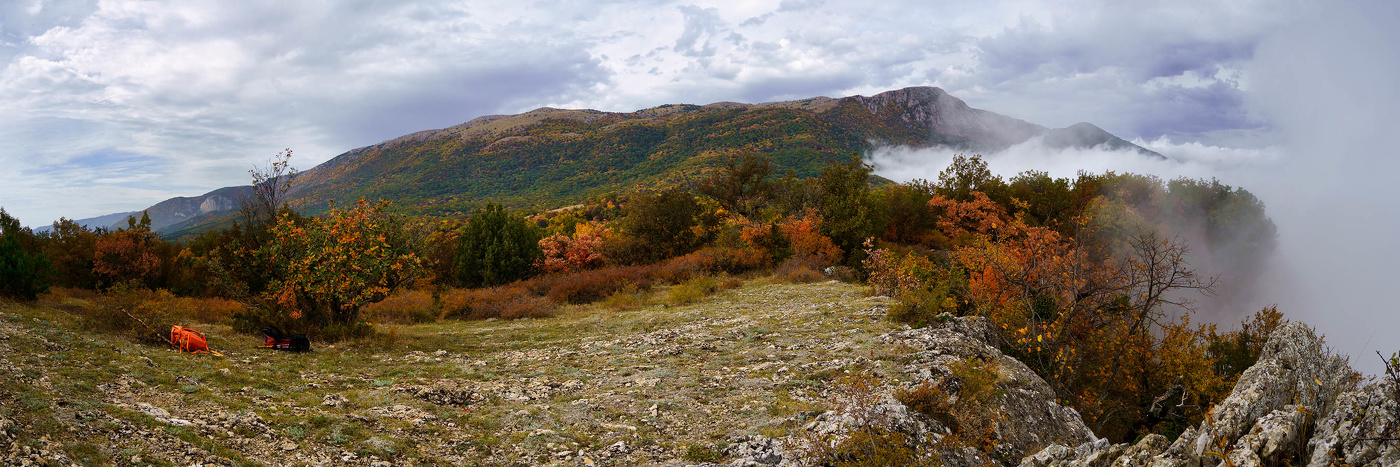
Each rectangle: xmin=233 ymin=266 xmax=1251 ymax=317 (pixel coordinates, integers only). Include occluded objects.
xmin=941 ymin=193 xmax=1230 ymax=439
xmin=93 ymin=229 xmax=163 ymax=287
xmin=538 ymin=222 xmax=609 ymax=273
xmin=537 ymin=266 xmax=654 ymax=304
xmin=781 ymin=209 xmax=843 ymax=266
xmin=928 ymin=191 xmax=1010 ymax=242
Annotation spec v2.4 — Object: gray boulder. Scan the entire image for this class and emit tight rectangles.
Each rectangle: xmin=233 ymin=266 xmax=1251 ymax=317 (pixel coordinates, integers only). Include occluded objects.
xmin=1020 ymin=322 xmax=1365 ymax=467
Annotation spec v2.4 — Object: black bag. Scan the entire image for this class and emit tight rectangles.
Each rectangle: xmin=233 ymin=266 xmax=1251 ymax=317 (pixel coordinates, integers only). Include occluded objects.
xmin=261 ymin=326 xmax=311 ymax=352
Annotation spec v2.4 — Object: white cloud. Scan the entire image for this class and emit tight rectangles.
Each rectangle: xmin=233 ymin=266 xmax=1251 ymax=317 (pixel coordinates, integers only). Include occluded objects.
xmin=0 ymin=0 xmax=1329 ymax=230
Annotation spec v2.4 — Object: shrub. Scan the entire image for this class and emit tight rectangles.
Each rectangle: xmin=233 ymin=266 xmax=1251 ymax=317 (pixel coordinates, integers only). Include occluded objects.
xmin=612 ymin=188 xmax=703 ymax=264
xmin=40 ymin=217 xmax=99 ymax=289
xmin=661 ymin=246 xmax=769 ymax=281
xmin=538 ymin=266 xmax=654 ymax=305
xmin=665 ymin=275 xmax=720 ymax=305
xmin=261 ymin=199 xmax=421 ymax=331
xmin=697 ymin=153 xmax=775 ymax=218
xmin=92 ymin=215 xmax=165 ymax=288
xmin=599 ymin=284 xmax=649 ymax=310
xmin=89 ymin=283 xmax=184 ymax=343
xmin=781 ymin=210 xmax=843 ymax=267
xmin=362 ymin=289 xmax=437 ymax=324
xmin=161 ymin=295 xmax=245 ymax=324
xmin=683 ymin=445 xmax=723 ymax=463
xmin=816 ymin=158 xmax=883 ymax=263
xmin=440 ymin=285 xmax=554 ymax=320
xmin=773 ymin=256 xmax=824 ymax=283
xmin=454 ymin=204 xmax=543 ymax=288
xmin=894 ymin=382 xmax=957 ymax=430
xmin=793 ymin=371 xmax=942 ymax=467
xmin=1206 ymin=306 xmax=1286 ymax=377
xmin=861 ymin=242 xmax=942 ymax=297
xmin=538 ymin=222 xmax=608 ymax=273
xmin=0 ymin=208 xmax=52 ymax=300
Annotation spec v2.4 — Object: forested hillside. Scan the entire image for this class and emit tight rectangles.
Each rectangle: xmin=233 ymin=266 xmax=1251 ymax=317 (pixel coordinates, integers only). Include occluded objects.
xmin=135 ymin=86 xmax=1158 ymax=237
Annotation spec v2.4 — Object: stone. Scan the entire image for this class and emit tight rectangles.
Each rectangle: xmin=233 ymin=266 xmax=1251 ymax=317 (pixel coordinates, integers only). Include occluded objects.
xmin=322 ymin=393 xmax=349 ymax=407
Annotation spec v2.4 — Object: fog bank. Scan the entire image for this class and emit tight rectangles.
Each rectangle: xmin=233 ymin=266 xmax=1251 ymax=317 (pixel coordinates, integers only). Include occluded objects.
xmin=869 ymin=2 xmax=1400 ymax=375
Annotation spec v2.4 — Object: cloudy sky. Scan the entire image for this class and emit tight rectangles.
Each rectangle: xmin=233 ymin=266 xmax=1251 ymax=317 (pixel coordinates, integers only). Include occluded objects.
xmin=4 ymin=0 xmax=1305 ymax=225
xmin=4 ymin=0 xmax=1399 ymax=368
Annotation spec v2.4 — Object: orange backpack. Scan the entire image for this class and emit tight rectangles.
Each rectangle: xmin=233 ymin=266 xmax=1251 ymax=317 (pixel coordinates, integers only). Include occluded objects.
xmin=170 ymin=326 xmax=222 ymax=356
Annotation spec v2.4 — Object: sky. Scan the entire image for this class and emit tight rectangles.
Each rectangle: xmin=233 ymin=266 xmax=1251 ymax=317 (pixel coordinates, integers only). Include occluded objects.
xmin=2 ymin=1 xmax=1397 ymax=368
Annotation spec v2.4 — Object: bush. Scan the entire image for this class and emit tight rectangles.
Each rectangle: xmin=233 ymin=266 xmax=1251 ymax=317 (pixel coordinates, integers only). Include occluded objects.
xmin=537 ymin=266 xmax=655 ymax=305
xmin=682 ymin=445 xmax=723 ymax=463
xmin=261 ymin=199 xmax=422 ymax=331
xmin=88 ymin=284 xmax=242 ymax=343
xmin=599 ymin=284 xmax=649 ymax=310
xmin=363 ymin=289 xmax=437 ymax=324
xmin=661 ymin=247 xmax=769 ymax=282
xmin=665 ymin=275 xmax=720 ymax=305
xmin=454 ymin=204 xmax=543 ymax=288
xmin=894 ymin=382 xmax=957 ymax=430
xmin=92 ymin=225 xmax=164 ymax=288
xmin=40 ymin=218 xmax=100 ymax=289
xmin=0 ymin=208 xmax=52 ymax=300
xmin=781 ymin=210 xmax=843 ymax=267
xmin=773 ymin=256 xmax=824 ymax=283
xmin=538 ymin=222 xmax=608 ymax=273
xmin=440 ymin=285 xmax=555 ymax=320
xmin=862 ymin=242 xmax=943 ymax=297
xmin=612 ymin=188 xmax=703 ymax=264
xmin=794 ymin=371 xmax=942 ymax=467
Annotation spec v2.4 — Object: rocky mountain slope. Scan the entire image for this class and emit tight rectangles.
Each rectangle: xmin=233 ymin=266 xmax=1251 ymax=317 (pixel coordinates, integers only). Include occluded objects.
xmin=43 ymin=186 xmax=252 ymax=234
xmin=84 ymin=86 xmax=1159 ymax=236
xmin=1 ymin=279 xmax=1392 ymax=466
xmin=1019 ymin=323 xmax=1396 ymax=467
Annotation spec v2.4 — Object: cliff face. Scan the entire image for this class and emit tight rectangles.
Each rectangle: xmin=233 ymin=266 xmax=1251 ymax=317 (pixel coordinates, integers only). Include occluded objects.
xmin=1020 ymin=323 xmax=1396 ymax=467
xmin=712 ymin=319 xmax=1393 ymax=467
xmin=846 ymin=86 xmax=1046 ymax=152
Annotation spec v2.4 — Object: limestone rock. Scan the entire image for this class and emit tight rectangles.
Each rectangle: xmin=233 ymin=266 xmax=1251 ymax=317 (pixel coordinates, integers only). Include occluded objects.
xmin=1305 ymin=378 xmax=1400 ymax=467
xmin=1018 ymin=322 xmax=1359 ymax=467
xmin=885 ymin=316 xmax=1097 ymax=463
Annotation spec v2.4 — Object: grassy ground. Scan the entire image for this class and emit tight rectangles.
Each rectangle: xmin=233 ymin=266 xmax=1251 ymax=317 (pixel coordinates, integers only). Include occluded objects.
xmin=0 ymin=278 xmax=910 ymax=466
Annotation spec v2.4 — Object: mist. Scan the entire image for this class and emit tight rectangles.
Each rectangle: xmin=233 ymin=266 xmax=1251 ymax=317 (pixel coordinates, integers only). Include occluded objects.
xmin=868 ymin=2 xmax=1400 ymax=375
xmin=868 ymin=137 xmax=1286 ymax=329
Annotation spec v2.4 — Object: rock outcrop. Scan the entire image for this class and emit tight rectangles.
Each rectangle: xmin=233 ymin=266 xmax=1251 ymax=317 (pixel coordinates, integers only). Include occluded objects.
xmin=1019 ymin=322 xmax=1398 ymax=467
xmin=725 ymin=316 xmax=1098 ymax=466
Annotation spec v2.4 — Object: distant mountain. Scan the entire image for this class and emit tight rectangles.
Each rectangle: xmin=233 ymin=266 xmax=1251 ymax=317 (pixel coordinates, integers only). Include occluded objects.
xmin=124 ymin=186 xmax=253 ymax=232
xmin=1043 ymin=122 xmax=1162 ymax=158
xmin=107 ymin=86 xmax=1161 ymax=238
xmin=34 ymin=211 xmax=138 ymax=233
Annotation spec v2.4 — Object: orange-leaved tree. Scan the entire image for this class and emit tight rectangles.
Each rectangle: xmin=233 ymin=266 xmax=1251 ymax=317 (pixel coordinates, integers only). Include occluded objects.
xmin=93 ymin=213 xmax=164 ymax=288
xmin=935 ymin=191 xmax=1228 ymax=440
xmin=539 ymin=222 xmax=609 ymax=273
xmin=781 ymin=209 xmax=843 ymax=267
xmin=262 ymin=199 xmax=421 ymax=331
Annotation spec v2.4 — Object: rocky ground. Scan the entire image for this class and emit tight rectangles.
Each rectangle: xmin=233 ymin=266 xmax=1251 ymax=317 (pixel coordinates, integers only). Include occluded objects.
xmin=0 ymin=279 xmax=930 ymax=466
xmin=1 ymin=278 xmax=1395 ymax=467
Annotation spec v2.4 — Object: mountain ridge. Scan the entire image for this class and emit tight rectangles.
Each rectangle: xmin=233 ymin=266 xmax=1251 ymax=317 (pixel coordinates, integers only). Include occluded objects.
xmin=77 ymin=86 xmax=1161 ymax=237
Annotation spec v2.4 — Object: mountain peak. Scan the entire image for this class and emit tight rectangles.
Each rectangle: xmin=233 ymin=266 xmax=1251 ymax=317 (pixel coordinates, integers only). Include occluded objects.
xmin=105 ymin=86 xmax=1165 ymax=238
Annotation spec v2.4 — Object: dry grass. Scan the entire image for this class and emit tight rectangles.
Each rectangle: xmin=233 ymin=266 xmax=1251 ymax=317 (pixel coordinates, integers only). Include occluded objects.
xmin=363 ymin=289 xmax=437 ymax=324
xmin=1 ymin=278 xmax=904 ymax=466
xmin=773 ymin=256 xmax=825 ymax=283
xmin=440 ymin=285 xmax=556 ymax=320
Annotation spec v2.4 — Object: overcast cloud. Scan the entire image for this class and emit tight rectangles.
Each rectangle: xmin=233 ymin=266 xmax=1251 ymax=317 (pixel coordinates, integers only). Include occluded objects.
xmin=2 ymin=0 xmax=1302 ymax=226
